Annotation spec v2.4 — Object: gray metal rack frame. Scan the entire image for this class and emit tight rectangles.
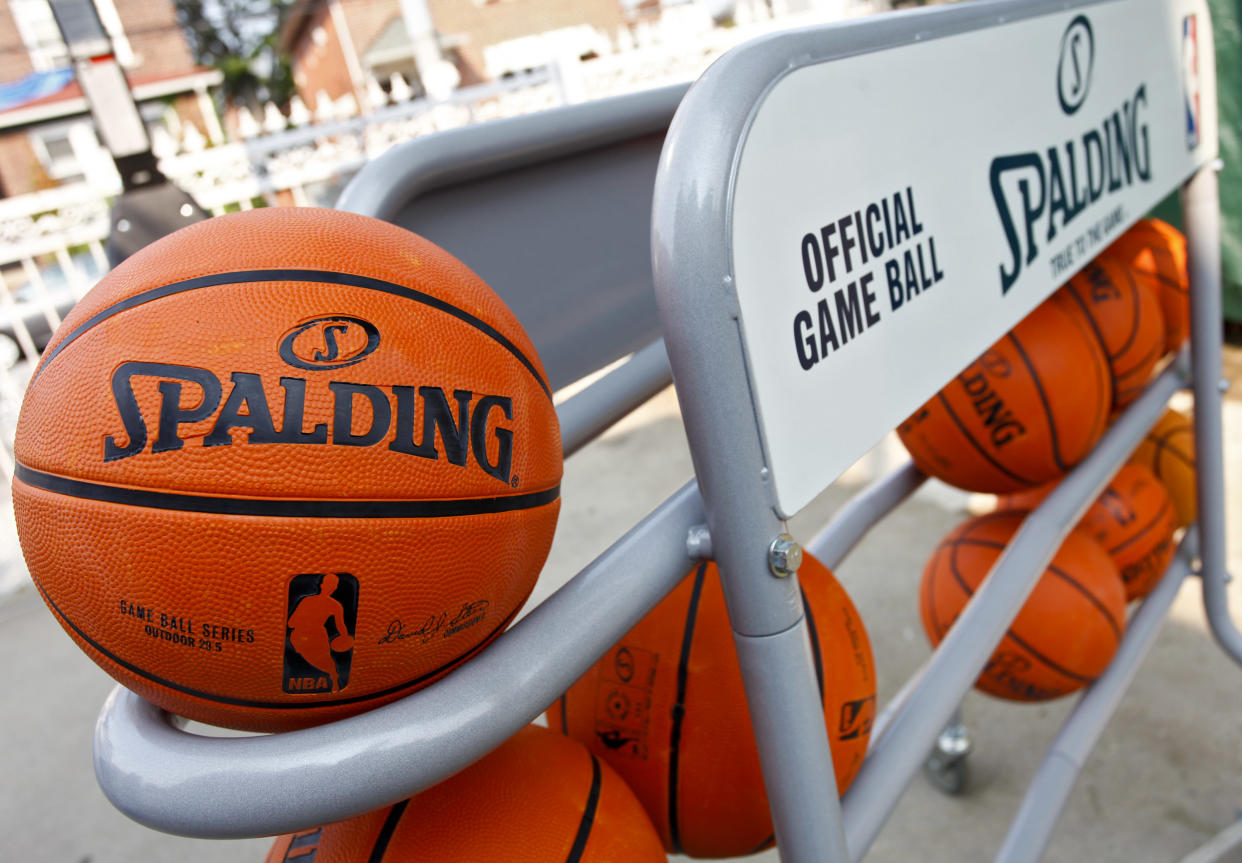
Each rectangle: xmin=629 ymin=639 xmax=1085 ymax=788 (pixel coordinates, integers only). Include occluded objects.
xmin=90 ymin=1 xmax=1237 ymax=860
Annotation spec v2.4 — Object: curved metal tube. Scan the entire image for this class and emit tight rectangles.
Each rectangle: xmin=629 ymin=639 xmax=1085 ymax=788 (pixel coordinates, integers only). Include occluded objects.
xmin=558 ymin=339 xmax=672 ymax=456
xmin=807 ymin=460 xmax=927 ymax=571
xmin=94 ymin=481 xmax=704 ymax=838
xmin=336 ymin=84 xmax=688 ymax=223
xmin=1181 ymin=165 xmax=1242 ymax=667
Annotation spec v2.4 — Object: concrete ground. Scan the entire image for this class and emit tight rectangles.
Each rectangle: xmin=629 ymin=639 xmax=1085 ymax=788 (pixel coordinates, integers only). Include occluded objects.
xmin=3 ymin=362 xmax=1242 ymax=862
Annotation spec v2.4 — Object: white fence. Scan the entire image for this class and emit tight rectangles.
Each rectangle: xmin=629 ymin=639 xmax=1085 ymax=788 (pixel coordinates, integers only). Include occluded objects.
xmin=0 ymin=0 xmax=870 ymax=483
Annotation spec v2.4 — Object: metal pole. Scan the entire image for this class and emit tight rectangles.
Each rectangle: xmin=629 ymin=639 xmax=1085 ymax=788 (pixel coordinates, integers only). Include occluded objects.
xmin=1180 ymin=162 xmax=1242 ymax=667
xmin=994 ymin=530 xmax=1197 ymax=863
xmin=558 ymin=339 xmax=672 ymax=456
xmin=807 ymin=461 xmax=927 ymax=571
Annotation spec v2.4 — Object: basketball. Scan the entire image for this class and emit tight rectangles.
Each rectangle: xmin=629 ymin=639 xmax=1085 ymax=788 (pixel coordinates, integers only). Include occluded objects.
xmin=1059 ymin=257 xmax=1166 ymax=408
xmin=898 ymin=290 xmax=1112 ymax=493
xmin=1078 ymin=464 xmax=1178 ymax=600
xmin=1100 ymin=218 xmax=1190 ymax=355
xmin=263 ymin=725 xmax=666 ymax=863
xmin=996 ymin=465 xmax=1178 ymax=601
xmin=1129 ymin=406 xmax=1197 ymax=527
xmin=12 ymin=208 xmax=563 ymax=732
xmin=547 ymin=553 xmax=875 ymax=858
xmin=920 ymin=512 xmax=1126 ymax=701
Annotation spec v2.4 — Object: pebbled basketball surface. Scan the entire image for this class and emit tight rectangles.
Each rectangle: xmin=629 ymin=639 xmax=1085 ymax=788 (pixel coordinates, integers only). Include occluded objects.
xmin=13 ymin=208 xmax=563 ymax=731
xmin=898 ymin=290 xmax=1111 ymax=493
xmin=262 ymin=725 xmax=666 ymax=863
xmin=921 ymin=511 xmax=1125 ymax=701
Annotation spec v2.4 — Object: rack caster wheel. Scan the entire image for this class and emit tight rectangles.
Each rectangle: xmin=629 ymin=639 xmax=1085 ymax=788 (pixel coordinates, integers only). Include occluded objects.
xmin=923 ymin=720 xmax=972 ymax=796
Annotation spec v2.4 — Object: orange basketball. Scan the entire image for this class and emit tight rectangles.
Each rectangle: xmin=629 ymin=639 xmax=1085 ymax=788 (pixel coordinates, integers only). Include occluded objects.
xmin=12 ymin=208 xmax=562 ymax=732
xmin=898 ymin=291 xmax=1112 ymax=493
xmin=548 ymin=554 xmax=875 ymax=858
xmin=920 ymin=512 xmax=1126 ymax=701
xmin=1078 ymin=464 xmax=1178 ymax=600
xmin=1129 ymin=406 xmax=1197 ymax=527
xmin=1100 ymin=218 xmax=1189 ymax=354
xmin=1059 ymin=257 xmax=1166 ymax=408
xmin=996 ymin=465 xmax=1178 ymax=601
xmin=263 ymin=725 xmax=666 ymax=863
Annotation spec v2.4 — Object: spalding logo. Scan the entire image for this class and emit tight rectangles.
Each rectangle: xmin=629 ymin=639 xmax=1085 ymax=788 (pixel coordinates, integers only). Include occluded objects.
xmin=101 ymin=310 xmax=518 ymax=483
xmin=279 ymin=316 xmax=380 ymax=371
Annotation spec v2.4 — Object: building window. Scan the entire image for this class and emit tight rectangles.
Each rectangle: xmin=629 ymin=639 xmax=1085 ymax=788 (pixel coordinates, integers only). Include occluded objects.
xmin=10 ymin=0 xmax=69 ymax=71
xmin=29 ymin=124 xmax=95 ymax=184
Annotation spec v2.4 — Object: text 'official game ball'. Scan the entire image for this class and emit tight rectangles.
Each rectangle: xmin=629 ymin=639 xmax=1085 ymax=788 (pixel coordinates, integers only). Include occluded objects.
xmin=13 ymin=208 xmax=562 ymax=732
xmin=1129 ymin=406 xmax=1197 ymax=528
xmin=264 ymin=725 xmax=667 ymax=863
xmin=1059 ymin=256 xmax=1165 ymax=408
xmin=549 ymin=554 xmax=875 ymax=858
xmin=920 ymin=512 xmax=1125 ymax=702
xmin=898 ymin=290 xmax=1111 ymax=494
xmin=1100 ymin=218 xmax=1190 ymax=355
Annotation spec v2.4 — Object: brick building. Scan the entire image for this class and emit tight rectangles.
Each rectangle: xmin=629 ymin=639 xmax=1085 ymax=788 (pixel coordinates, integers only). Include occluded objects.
xmin=0 ymin=0 xmax=221 ymax=197
xmin=281 ymin=0 xmax=640 ymax=109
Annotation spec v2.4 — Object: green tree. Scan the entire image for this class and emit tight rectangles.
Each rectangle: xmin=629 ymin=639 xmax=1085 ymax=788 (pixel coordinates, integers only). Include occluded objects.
xmin=175 ymin=0 xmax=296 ymax=108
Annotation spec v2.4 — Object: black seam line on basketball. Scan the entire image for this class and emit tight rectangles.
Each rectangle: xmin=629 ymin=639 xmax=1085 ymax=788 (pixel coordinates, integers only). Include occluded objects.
xmin=927 ymin=545 xmax=948 ymax=640
xmin=38 ymin=582 xmax=518 ymax=710
xmin=558 ymin=693 xmax=569 ymax=734
xmin=747 ymin=834 xmax=777 ymax=855
xmin=946 ymin=543 xmax=1097 ymax=684
xmin=667 ymin=560 xmax=708 ymax=857
xmin=1044 ymin=562 xmax=1124 ymax=641
xmin=1006 ymin=332 xmax=1071 ymax=473
xmin=800 ymin=586 xmax=825 ymax=701
xmin=1116 ymin=266 xmax=1144 ymax=359
xmin=1152 ymin=426 xmax=1195 ymax=471
xmin=1107 ymin=497 xmax=1175 ymax=556
xmin=1031 ymin=297 xmax=1109 ymax=441
xmin=1000 ymin=627 xmax=1098 ymax=685
xmin=1064 ymin=283 xmax=1117 ymax=362
xmin=14 ymin=464 xmax=559 ymax=518
xmin=935 ymin=392 xmax=1036 ymax=486
xmin=564 ymin=755 xmax=602 ymax=863
xmin=34 ymin=268 xmax=554 ymax=400
xmin=949 ymin=535 xmax=1123 ymax=642
xmin=366 ymin=800 xmax=409 ymax=863
xmin=1116 ymin=340 xmax=1163 ymax=388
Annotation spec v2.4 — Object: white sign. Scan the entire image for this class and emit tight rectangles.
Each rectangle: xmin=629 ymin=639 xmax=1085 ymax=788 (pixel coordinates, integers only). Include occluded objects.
xmin=730 ymin=0 xmax=1217 ymax=517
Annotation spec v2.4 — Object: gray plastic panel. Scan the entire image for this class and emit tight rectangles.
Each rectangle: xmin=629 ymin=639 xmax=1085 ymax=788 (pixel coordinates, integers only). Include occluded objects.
xmin=339 ymin=85 xmax=686 ymax=391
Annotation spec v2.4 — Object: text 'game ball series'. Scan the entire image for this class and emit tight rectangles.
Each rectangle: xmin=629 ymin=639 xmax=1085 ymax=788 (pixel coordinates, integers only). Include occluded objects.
xmin=549 ymin=554 xmax=875 ymax=859
xmin=1129 ymin=406 xmax=1198 ymax=528
xmin=12 ymin=208 xmax=563 ymax=732
xmin=1059 ymin=256 xmax=1166 ymax=409
xmin=997 ymin=464 xmax=1178 ymax=601
xmin=920 ymin=512 xmax=1126 ymax=702
xmin=264 ymin=725 xmax=667 ymax=863
xmin=898 ymin=290 xmax=1111 ymax=494
xmin=1100 ymin=218 xmax=1191 ymax=355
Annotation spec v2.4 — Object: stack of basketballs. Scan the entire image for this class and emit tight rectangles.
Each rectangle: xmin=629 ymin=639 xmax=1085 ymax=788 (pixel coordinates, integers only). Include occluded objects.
xmin=12 ymin=207 xmax=879 ymax=861
xmin=898 ymin=218 xmax=1197 ymax=703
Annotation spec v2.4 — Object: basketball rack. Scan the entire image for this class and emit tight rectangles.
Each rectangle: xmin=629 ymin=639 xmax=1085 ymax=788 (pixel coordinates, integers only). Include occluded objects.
xmin=89 ymin=0 xmax=1238 ymax=860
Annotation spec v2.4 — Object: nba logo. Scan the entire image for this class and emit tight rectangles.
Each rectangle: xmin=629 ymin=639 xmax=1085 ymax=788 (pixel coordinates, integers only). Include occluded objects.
xmin=283 ymin=572 xmax=359 ymax=694
xmin=1182 ymin=15 xmax=1201 ymax=150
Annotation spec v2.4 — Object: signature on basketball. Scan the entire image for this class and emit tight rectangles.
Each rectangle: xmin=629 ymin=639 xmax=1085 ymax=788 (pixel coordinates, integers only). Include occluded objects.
xmin=378 ymin=600 xmax=490 ymax=645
